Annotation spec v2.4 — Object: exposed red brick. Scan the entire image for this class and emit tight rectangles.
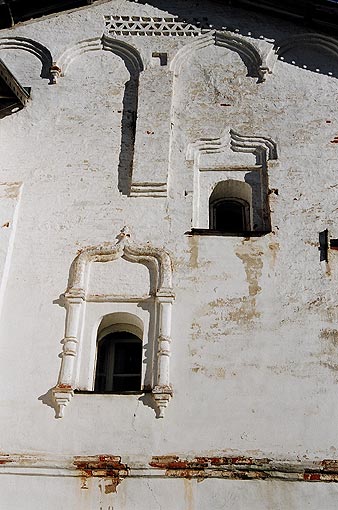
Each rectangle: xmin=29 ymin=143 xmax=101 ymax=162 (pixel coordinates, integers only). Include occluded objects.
xmin=304 ymin=473 xmax=321 ymax=481
xmin=321 ymin=459 xmax=338 ymax=472
xmin=73 ymin=455 xmax=129 ymax=491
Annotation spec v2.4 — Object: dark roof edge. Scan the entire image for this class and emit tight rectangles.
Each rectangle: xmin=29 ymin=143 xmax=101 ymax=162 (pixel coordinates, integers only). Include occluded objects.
xmin=0 ymin=0 xmax=338 ymax=33
xmin=234 ymin=0 xmax=338 ymax=34
xmin=0 ymin=0 xmax=97 ymax=29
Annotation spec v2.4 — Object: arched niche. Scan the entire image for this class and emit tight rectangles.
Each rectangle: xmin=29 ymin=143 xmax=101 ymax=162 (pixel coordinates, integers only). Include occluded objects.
xmin=56 ymin=36 xmax=144 ymax=194
xmin=0 ymin=36 xmax=53 ymax=80
xmin=170 ymin=31 xmax=271 ymax=82
xmin=209 ymin=180 xmax=253 ymax=232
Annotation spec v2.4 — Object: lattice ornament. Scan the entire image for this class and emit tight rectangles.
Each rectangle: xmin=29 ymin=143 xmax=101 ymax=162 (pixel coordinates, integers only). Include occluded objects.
xmin=104 ymin=15 xmax=202 ymax=37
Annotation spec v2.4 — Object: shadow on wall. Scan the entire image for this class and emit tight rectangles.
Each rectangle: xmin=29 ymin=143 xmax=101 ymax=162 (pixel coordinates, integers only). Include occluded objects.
xmin=135 ymin=0 xmax=338 ymax=78
xmin=119 ymin=77 xmax=137 ymax=195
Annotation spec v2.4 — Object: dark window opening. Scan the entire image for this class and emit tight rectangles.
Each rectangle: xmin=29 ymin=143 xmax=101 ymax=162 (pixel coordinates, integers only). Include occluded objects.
xmin=94 ymin=331 xmax=142 ymax=392
xmin=210 ymin=198 xmax=250 ymax=232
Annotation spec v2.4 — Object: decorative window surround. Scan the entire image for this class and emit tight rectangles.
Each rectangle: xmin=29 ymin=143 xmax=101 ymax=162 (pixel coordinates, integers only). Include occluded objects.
xmin=186 ymin=129 xmax=277 ymax=231
xmin=52 ymin=227 xmax=175 ymax=419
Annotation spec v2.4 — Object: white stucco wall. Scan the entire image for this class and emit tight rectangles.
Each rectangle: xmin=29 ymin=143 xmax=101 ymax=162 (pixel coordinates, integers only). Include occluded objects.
xmin=1 ymin=0 xmax=338 ymax=507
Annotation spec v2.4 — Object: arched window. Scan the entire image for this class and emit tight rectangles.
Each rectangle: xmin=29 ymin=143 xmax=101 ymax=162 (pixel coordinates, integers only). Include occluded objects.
xmin=94 ymin=313 xmax=144 ymax=393
xmin=209 ymin=180 xmax=252 ymax=232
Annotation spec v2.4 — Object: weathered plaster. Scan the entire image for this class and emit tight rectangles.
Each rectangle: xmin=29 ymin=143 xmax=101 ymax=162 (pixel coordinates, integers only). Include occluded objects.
xmin=1 ymin=0 xmax=338 ymax=507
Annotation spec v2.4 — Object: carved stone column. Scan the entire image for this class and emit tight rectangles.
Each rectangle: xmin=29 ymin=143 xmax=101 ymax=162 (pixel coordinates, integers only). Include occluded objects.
xmin=152 ymin=291 xmax=174 ymax=418
xmin=52 ymin=292 xmax=84 ymax=418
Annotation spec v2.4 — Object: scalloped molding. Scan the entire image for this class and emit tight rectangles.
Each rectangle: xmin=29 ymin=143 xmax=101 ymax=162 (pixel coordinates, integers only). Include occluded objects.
xmin=0 ymin=36 xmax=53 ymax=80
xmin=186 ymin=129 xmax=277 ymax=228
xmin=53 ymin=228 xmax=175 ymax=419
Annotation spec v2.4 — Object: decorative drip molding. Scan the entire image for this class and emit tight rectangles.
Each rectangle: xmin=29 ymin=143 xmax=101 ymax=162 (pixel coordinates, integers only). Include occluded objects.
xmin=104 ymin=15 xmax=201 ymax=37
xmin=53 ymin=227 xmax=174 ymax=419
xmin=130 ymin=182 xmax=167 ymax=198
xmin=0 ymin=36 xmax=53 ymax=80
xmin=230 ymin=129 xmax=278 ymax=164
xmin=186 ymin=128 xmax=277 ymax=229
xmin=186 ymin=129 xmax=277 ymax=164
xmin=170 ymin=31 xmax=275 ymax=81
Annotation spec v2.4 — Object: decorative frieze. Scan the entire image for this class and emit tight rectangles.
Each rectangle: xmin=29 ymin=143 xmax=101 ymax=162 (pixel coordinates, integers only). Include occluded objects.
xmin=104 ymin=15 xmax=201 ymax=37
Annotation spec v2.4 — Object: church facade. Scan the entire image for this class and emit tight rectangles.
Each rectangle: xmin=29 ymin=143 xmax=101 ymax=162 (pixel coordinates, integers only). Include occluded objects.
xmin=1 ymin=0 xmax=338 ymax=508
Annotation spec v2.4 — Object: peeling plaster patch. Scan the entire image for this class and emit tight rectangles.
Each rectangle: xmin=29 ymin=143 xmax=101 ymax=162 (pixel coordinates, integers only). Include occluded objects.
xmin=320 ymin=329 xmax=338 ymax=347
xmin=191 ymin=364 xmax=227 ymax=379
xmin=235 ymin=243 xmax=263 ymax=297
xmin=268 ymin=242 xmax=280 ymax=267
xmin=2 ymin=182 xmax=22 ymax=199
xmin=148 ymin=455 xmax=338 ymax=482
xmin=227 ymin=296 xmax=260 ymax=324
xmin=188 ymin=236 xmax=199 ymax=268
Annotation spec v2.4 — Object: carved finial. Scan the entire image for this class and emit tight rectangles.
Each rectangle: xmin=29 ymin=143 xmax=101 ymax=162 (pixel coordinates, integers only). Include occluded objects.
xmin=152 ymin=385 xmax=172 ymax=418
xmin=116 ymin=226 xmax=131 ymax=245
xmin=49 ymin=63 xmax=62 ymax=84
xmin=52 ymin=386 xmax=74 ymax=418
